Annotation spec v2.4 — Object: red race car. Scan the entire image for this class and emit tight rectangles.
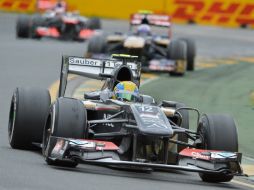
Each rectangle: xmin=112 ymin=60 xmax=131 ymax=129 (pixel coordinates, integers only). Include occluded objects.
xmin=16 ymin=11 xmax=102 ymax=41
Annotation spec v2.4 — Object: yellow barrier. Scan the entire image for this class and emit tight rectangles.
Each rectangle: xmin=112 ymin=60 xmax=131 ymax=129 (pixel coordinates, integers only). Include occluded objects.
xmin=66 ymin=0 xmax=165 ymax=19
xmin=0 ymin=0 xmax=36 ymax=13
xmin=67 ymin=0 xmax=254 ymax=28
xmin=166 ymin=0 xmax=254 ymax=28
xmin=1 ymin=0 xmax=254 ymax=28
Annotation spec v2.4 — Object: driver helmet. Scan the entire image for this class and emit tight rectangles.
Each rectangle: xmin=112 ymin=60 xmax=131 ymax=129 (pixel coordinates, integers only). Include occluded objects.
xmin=54 ymin=6 xmax=65 ymax=15
xmin=54 ymin=0 xmax=66 ymax=14
xmin=113 ymin=81 xmax=139 ymax=102
xmin=137 ymin=24 xmax=151 ymax=35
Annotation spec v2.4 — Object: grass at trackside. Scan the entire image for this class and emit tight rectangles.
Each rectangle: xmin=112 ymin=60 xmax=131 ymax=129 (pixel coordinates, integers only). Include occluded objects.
xmin=140 ymin=61 xmax=254 ymax=158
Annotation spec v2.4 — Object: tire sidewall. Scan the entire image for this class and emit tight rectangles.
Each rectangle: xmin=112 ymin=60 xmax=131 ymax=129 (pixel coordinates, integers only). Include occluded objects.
xmin=8 ymin=87 xmax=50 ymax=149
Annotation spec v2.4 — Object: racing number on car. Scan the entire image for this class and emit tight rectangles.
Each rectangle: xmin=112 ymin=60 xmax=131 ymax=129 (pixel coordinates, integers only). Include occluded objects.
xmin=139 ymin=105 xmax=153 ymax=113
xmin=134 ymin=105 xmax=169 ymax=129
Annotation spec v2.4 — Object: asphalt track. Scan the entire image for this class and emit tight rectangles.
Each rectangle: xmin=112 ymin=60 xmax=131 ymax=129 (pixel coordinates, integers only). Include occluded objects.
xmin=0 ymin=13 xmax=254 ymax=190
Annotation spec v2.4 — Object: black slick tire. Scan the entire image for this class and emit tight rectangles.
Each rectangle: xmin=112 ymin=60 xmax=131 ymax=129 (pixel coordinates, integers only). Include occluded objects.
xmin=86 ymin=34 xmax=107 ymax=56
xmin=167 ymin=40 xmax=187 ymax=76
xmin=197 ymin=114 xmax=238 ymax=182
xmin=8 ymin=87 xmax=50 ymax=149
xmin=16 ymin=15 xmax=31 ymax=38
xmin=87 ymin=17 xmax=101 ymax=30
xmin=43 ymin=97 xmax=87 ymax=167
xmin=30 ymin=15 xmax=44 ymax=39
xmin=180 ymin=38 xmax=196 ymax=71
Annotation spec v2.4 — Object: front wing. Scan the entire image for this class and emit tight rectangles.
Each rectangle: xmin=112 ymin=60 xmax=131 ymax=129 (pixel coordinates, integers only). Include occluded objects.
xmin=45 ymin=136 xmax=243 ymax=176
xmin=35 ymin=27 xmax=99 ymax=40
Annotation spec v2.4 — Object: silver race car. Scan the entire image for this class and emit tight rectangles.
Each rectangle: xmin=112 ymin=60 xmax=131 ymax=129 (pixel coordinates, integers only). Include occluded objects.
xmin=8 ymin=54 xmax=243 ymax=183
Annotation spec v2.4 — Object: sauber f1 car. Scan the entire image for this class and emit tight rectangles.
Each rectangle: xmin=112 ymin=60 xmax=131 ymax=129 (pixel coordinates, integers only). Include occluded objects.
xmin=16 ymin=11 xmax=101 ymax=41
xmin=86 ymin=12 xmax=196 ymax=76
xmin=8 ymin=54 xmax=243 ymax=182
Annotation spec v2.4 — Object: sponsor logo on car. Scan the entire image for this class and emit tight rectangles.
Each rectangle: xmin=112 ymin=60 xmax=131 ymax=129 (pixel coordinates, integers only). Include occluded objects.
xmin=69 ymin=57 xmax=137 ymax=70
xmin=69 ymin=57 xmax=101 ymax=66
xmin=191 ymin=152 xmax=210 ymax=160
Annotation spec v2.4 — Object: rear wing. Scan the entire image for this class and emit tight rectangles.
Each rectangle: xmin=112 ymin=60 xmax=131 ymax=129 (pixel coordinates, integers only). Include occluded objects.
xmin=130 ymin=13 xmax=171 ymax=27
xmin=58 ymin=55 xmax=141 ymax=97
xmin=37 ymin=0 xmax=56 ymax=12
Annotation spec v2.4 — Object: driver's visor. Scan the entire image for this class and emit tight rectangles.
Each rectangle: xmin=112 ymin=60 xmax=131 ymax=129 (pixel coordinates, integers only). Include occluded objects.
xmin=114 ymin=90 xmax=139 ymax=101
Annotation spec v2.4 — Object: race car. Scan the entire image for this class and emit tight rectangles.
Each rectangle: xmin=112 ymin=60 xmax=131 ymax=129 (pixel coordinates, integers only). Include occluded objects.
xmin=8 ymin=54 xmax=243 ymax=182
xmin=85 ymin=12 xmax=196 ymax=76
xmin=16 ymin=11 xmax=101 ymax=41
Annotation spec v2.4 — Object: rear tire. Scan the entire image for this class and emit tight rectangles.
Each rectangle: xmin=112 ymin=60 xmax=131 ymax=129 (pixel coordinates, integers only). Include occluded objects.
xmin=16 ymin=15 xmax=31 ymax=38
xmin=180 ymin=38 xmax=196 ymax=71
xmin=167 ymin=40 xmax=187 ymax=76
xmin=86 ymin=34 xmax=107 ymax=56
xmin=43 ymin=98 xmax=87 ymax=167
xmin=30 ymin=15 xmax=44 ymax=39
xmin=87 ymin=17 xmax=101 ymax=30
xmin=197 ymin=114 xmax=238 ymax=182
xmin=8 ymin=87 xmax=50 ymax=149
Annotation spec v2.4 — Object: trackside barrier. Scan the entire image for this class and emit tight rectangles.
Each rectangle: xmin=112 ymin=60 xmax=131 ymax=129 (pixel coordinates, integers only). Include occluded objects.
xmin=66 ymin=0 xmax=254 ymax=28
xmin=166 ymin=0 xmax=254 ymax=28
xmin=1 ymin=0 xmax=254 ymax=28
xmin=0 ymin=0 xmax=36 ymax=13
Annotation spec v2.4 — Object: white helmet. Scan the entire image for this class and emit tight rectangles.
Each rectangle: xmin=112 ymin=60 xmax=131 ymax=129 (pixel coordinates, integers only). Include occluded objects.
xmin=137 ymin=24 xmax=151 ymax=35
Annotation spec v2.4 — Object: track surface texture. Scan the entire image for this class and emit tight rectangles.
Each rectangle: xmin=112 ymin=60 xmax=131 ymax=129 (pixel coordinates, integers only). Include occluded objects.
xmin=141 ymin=62 xmax=254 ymax=157
xmin=0 ymin=13 xmax=253 ymax=190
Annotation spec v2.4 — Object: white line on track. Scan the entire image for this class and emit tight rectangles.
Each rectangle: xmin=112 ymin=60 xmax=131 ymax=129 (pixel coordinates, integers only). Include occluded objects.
xmin=232 ymin=180 xmax=254 ymax=189
xmin=243 ymin=156 xmax=254 ymax=162
xmin=140 ymin=76 xmax=159 ymax=87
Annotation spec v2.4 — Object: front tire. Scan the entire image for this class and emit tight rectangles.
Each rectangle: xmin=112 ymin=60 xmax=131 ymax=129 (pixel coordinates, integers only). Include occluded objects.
xmin=30 ymin=15 xmax=44 ymax=39
xmin=16 ymin=15 xmax=31 ymax=38
xmin=43 ymin=98 xmax=87 ymax=167
xmin=197 ymin=114 xmax=238 ymax=182
xmin=8 ymin=87 xmax=50 ymax=149
xmin=87 ymin=17 xmax=101 ymax=30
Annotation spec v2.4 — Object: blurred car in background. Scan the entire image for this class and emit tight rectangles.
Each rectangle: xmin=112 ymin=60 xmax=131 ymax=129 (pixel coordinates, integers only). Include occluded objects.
xmin=86 ymin=11 xmax=196 ymax=76
xmin=16 ymin=10 xmax=101 ymax=41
